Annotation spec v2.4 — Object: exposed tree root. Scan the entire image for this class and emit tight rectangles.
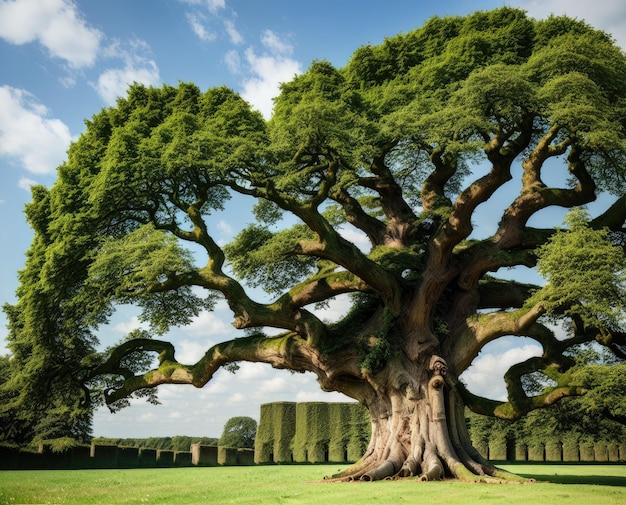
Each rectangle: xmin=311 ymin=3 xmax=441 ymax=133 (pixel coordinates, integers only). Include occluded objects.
xmin=325 ymin=357 xmax=532 ymax=484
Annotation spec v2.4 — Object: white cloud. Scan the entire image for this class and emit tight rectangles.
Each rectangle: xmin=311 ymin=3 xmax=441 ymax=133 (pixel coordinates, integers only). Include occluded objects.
xmin=184 ymin=308 xmax=232 ymax=338
xmin=261 ymin=30 xmax=294 ymax=55
xmin=518 ymin=0 xmax=626 ymax=49
xmin=311 ymin=293 xmax=354 ymax=324
xmin=0 ymin=0 xmax=102 ymax=68
xmin=236 ymin=362 xmax=271 ymax=381
xmin=227 ymin=392 xmax=248 ymax=404
xmin=224 ymin=49 xmax=241 ymax=74
xmin=0 ymin=85 xmax=72 ymax=175
xmin=338 ymin=226 xmax=371 ymax=253
xmin=206 ymin=0 xmax=226 ymax=14
xmin=94 ymin=39 xmax=161 ymax=105
xmin=113 ymin=315 xmax=143 ymax=334
xmin=240 ymin=43 xmax=301 ymax=119
xmin=296 ymin=390 xmax=350 ymax=403
xmin=180 ymin=0 xmax=228 ymax=42
xmin=260 ymin=376 xmax=290 ymax=394
xmin=461 ymin=343 xmax=543 ymax=401
xmin=238 ymin=30 xmax=302 ymax=119
xmin=177 ymin=0 xmax=224 ymax=9
xmin=18 ymin=177 xmax=37 ymax=191
xmin=138 ymin=412 xmax=158 ymax=423
xmin=224 ymin=19 xmax=243 ymax=45
xmin=217 ymin=219 xmax=234 ymax=235
xmin=176 ymin=340 xmax=209 ymax=363
xmin=186 ymin=12 xmax=216 ymax=42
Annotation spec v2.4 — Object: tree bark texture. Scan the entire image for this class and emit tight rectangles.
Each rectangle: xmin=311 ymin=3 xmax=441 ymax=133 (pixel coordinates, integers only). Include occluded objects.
xmin=326 ymin=355 xmax=519 ymax=482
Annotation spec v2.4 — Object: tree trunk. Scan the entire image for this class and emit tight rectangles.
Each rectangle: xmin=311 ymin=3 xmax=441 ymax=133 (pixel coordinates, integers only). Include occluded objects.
xmin=328 ymin=355 xmax=522 ymax=482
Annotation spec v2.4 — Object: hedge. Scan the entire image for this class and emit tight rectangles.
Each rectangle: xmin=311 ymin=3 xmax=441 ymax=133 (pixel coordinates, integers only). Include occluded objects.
xmin=254 ymin=402 xmax=297 ymax=464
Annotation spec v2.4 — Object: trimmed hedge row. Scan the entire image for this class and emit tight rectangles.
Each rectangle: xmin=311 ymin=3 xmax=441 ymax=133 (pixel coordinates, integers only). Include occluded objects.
xmin=476 ymin=439 xmax=626 ymax=462
xmin=0 ymin=443 xmax=254 ymax=470
xmin=255 ymin=401 xmax=370 ymax=464
xmin=4 ymin=401 xmax=623 ymax=470
xmin=254 ymin=401 xmax=297 ymax=464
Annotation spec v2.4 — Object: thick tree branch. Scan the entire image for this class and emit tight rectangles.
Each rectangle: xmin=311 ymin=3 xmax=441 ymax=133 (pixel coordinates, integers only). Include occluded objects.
xmin=280 ymin=269 xmax=370 ymax=309
xmin=591 ymin=194 xmax=626 ymax=230
xmin=431 ymin=150 xmax=514 ymax=265
xmin=476 ymin=279 xmax=538 ymax=310
xmin=495 ymin=143 xmax=597 ymax=248
xmin=458 ymin=381 xmax=586 ymax=421
xmin=329 ymin=186 xmax=387 ymax=245
xmin=225 ymin=179 xmax=404 ymax=312
xmin=92 ymin=332 xmax=319 ymax=406
xmin=360 ymin=156 xmax=418 ymax=247
xmin=421 ymin=146 xmax=455 ymax=213
xmin=449 ymin=305 xmax=546 ymax=373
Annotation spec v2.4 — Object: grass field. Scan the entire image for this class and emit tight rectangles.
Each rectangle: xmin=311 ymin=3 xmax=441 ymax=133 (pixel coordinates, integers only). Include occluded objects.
xmin=0 ymin=464 xmax=625 ymax=505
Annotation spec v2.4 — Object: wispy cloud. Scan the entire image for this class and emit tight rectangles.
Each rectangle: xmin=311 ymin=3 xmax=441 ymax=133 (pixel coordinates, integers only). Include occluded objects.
xmin=113 ymin=315 xmax=144 ymax=334
xmin=186 ymin=12 xmax=217 ymax=42
xmin=260 ymin=30 xmax=294 ymax=55
xmin=0 ymin=85 xmax=72 ymax=175
xmin=224 ymin=19 xmax=243 ymax=45
xmin=0 ymin=0 xmax=102 ymax=68
xmin=94 ymin=39 xmax=161 ymax=105
xmin=177 ymin=0 xmax=225 ymax=10
xmin=184 ymin=306 xmax=232 ymax=338
xmin=180 ymin=0 xmax=232 ymax=44
xmin=18 ymin=177 xmax=37 ymax=191
xmin=240 ymin=31 xmax=302 ymax=119
xmin=177 ymin=1 xmax=302 ymax=118
xmin=207 ymin=0 xmax=226 ymax=14
xmin=224 ymin=49 xmax=241 ymax=73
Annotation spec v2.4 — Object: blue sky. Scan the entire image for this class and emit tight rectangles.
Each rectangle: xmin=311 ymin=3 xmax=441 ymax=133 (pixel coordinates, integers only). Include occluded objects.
xmin=1 ymin=0 xmax=625 ymax=439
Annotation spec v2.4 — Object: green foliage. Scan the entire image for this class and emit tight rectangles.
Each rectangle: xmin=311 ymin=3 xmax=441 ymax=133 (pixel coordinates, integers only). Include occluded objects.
xmin=5 ymin=7 xmax=626 ymax=447
xmin=358 ymin=309 xmax=399 ymax=374
xmin=88 ymin=224 xmax=216 ymax=334
xmin=218 ymin=416 xmax=257 ymax=449
xmin=293 ymin=403 xmax=330 ymax=462
xmin=469 ymin=344 xmax=626 ymax=446
xmin=533 ymin=208 xmax=626 ymax=330
xmin=261 ymin=402 xmax=369 ymax=464
xmin=468 ymin=395 xmax=626 ymax=450
xmin=324 ymin=293 xmax=380 ymax=356
xmin=255 ymin=402 xmax=297 ymax=463
xmin=224 ymin=223 xmax=317 ymax=295
xmin=571 ymin=363 xmax=626 ymax=424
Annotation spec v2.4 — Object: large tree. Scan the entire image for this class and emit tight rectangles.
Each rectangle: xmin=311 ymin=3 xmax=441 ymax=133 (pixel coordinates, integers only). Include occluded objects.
xmin=4 ymin=8 xmax=626 ymax=481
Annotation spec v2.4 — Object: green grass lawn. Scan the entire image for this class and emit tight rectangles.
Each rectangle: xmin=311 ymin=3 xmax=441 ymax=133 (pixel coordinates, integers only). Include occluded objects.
xmin=0 ymin=464 xmax=625 ymax=505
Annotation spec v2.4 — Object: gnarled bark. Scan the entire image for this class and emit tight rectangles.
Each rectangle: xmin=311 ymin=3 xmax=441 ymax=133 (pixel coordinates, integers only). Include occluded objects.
xmin=327 ymin=356 xmax=526 ymax=483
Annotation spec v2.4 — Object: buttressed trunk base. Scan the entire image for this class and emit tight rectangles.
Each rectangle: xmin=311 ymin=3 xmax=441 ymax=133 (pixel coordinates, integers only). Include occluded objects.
xmin=329 ymin=356 xmax=524 ymax=483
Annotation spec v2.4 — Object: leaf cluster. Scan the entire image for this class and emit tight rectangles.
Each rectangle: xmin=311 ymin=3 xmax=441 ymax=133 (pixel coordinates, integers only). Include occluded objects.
xmin=218 ymin=416 xmax=257 ymax=449
xmin=533 ymin=208 xmax=626 ymax=330
xmin=88 ymin=224 xmax=216 ymax=334
xmin=5 ymin=7 xmax=626 ymax=443
xmin=224 ymin=223 xmax=318 ymax=295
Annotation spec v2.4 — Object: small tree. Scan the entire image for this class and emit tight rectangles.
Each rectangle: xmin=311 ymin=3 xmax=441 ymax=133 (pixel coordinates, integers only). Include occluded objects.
xmin=218 ymin=416 xmax=257 ymax=449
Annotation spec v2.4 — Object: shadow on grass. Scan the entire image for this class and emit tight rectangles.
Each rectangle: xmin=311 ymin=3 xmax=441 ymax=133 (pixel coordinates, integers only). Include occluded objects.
xmin=514 ymin=471 xmax=626 ymax=487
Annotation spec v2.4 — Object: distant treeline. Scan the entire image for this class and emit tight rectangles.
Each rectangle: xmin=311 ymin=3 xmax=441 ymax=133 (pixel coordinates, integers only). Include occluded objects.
xmin=92 ymin=436 xmax=218 ymax=452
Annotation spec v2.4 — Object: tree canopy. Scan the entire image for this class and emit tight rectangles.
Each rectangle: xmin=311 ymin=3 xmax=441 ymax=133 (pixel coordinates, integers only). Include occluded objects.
xmin=218 ymin=416 xmax=257 ymax=449
xmin=2 ymin=7 xmax=626 ymax=481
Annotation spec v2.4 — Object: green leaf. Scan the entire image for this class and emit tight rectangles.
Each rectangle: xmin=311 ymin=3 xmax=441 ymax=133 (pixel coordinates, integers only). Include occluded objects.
xmin=533 ymin=208 xmax=626 ymax=330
